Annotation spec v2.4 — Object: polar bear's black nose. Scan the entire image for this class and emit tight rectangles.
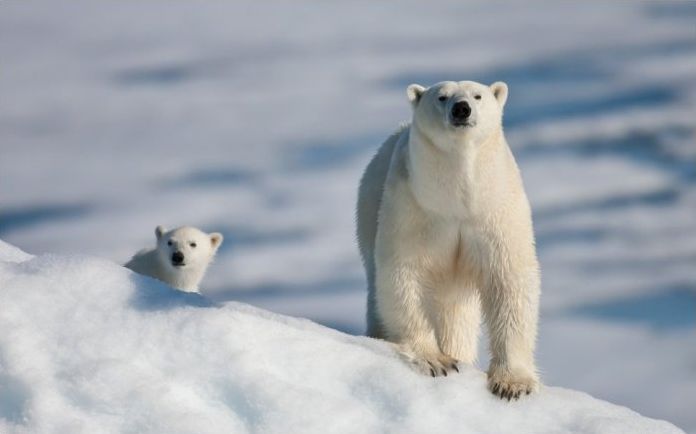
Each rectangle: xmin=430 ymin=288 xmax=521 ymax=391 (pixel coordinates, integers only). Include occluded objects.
xmin=451 ymin=101 xmax=471 ymax=122
xmin=171 ymin=251 xmax=184 ymax=265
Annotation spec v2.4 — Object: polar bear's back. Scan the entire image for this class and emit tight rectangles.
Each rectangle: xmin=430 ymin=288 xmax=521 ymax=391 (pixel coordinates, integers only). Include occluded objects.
xmin=124 ymin=248 xmax=161 ymax=280
xmin=356 ymin=124 xmax=409 ymax=337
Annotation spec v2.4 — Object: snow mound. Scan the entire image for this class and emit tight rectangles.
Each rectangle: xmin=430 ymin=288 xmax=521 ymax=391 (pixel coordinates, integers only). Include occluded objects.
xmin=0 ymin=241 xmax=683 ymax=434
xmin=0 ymin=240 xmax=32 ymax=264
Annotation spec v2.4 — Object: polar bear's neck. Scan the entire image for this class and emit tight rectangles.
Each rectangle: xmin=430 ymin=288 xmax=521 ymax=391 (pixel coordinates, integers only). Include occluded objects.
xmin=156 ymin=259 xmax=208 ymax=293
xmin=407 ymin=124 xmax=505 ymax=219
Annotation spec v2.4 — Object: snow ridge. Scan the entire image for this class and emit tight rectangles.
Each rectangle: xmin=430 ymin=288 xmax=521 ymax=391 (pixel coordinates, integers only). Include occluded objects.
xmin=0 ymin=241 xmax=684 ymax=434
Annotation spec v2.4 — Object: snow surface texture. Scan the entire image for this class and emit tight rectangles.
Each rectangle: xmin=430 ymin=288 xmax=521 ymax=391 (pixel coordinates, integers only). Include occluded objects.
xmin=0 ymin=0 xmax=694 ymax=431
xmin=0 ymin=242 xmax=685 ymax=434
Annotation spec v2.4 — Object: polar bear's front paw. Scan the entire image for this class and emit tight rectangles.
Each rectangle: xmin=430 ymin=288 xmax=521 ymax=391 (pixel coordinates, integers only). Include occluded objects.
xmin=398 ymin=347 xmax=460 ymax=377
xmin=417 ymin=354 xmax=460 ymax=377
xmin=487 ymin=367 xmax=539 ymax=400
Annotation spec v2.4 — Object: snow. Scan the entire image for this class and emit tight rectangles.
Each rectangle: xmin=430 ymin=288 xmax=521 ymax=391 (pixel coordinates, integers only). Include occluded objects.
xmin=0 ymin=242 xmax=685 ymax=434
xmin=0 ymin=241 xmax=32 ymax=264
xmin=1 ymin=0 xmax=694 ymax=432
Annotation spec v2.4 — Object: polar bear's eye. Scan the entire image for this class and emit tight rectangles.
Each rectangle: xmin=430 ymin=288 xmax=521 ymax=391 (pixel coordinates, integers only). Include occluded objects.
xmin=190 ymin=242 xmax=197 ymax=248
xmin=438 ymin=95 xmax=447 ymax=102
xmin=167 ymin=241 xmax=172 ymax=246
xmin=474 ymin=95 xmax=481 ymax=100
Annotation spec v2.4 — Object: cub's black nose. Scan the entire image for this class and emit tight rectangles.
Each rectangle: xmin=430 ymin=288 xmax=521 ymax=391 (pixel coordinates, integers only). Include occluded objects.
xmin=171 ymin=251 xmax=184 ymax=265
xmin=451 ymin=101 xmax=471 ymax=121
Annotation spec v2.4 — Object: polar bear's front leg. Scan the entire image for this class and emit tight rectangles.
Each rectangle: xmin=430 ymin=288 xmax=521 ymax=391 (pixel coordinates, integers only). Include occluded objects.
xmin=376 ymin=263 xmax=459 ymax=377
xmin=481 ymin=254 xmax=540 ymax=399
xmin=434 ymin=287 xmax=481 ymax=366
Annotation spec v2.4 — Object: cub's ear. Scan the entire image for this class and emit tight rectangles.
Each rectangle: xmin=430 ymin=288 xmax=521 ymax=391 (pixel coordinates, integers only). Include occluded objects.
xmin=407 ymin=84 xmax=426 ymax=107
xmin=490 ymin=81 xmax=508 ymax=107
xmin=210 ymin=233 xmax=224 ymax=250
xmin=155 ymin=225 xmax=167 ymax=240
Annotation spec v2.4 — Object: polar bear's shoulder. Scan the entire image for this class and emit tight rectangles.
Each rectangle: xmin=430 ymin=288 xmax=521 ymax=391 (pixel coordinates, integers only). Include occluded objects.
xmin=124 ymin=248 xmax=158 ymax=274
xmin=391 ymin=122 xmax=410 ymax=143
xmin=360 ymin=123 xmax=410 ymax=192
xmin=396 ymin=121 xmax=410 ymax=133
xmin=383 ymin=122 xmax=411 ymax=161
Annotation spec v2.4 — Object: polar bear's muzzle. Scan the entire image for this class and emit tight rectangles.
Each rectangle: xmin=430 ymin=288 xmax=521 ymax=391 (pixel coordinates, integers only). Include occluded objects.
xmin=450 ymin=101 xmax=476 ymax=128
xmin=171 ymin=251 xmax=185 ymax=267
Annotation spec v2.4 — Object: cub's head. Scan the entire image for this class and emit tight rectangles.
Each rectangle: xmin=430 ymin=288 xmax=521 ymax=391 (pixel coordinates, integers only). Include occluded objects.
xmin=407 ymin=80 xmax=508 ymax=149
xmin=155 ymin=225 xmax=223 ymax=271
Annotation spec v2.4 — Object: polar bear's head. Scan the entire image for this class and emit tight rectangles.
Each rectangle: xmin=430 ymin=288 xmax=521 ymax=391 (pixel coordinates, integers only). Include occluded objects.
xmin=407 ymin=80 xmax=508 ymax=150
xmin=154 ymin=226 xmax=223 ymax=272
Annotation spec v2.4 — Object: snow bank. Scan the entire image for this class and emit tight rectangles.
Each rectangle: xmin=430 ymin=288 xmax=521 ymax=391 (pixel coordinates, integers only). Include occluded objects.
xmin=0 ymin=241 xmax=683 ymax=434
xmin=0 ymin=240 xmax=32 ymax=264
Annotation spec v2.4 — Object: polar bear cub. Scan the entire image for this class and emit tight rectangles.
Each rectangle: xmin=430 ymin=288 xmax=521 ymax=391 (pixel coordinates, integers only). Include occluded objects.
xmin=357 ymin=80 xmax=540 ymax=399
xmin=125 ymin=226 xmax=223 ymax=293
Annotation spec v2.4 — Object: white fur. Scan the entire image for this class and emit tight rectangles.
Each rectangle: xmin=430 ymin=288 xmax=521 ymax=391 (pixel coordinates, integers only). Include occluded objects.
xmin=357 ymin=80 xmax=540 ymax=399
xmin=125 ymin=226 xmax=223 ymax=293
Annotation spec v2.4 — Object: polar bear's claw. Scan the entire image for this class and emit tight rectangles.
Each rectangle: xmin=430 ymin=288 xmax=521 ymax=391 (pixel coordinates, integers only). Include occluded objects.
xmin=397 ymin=345 xmax=460 ymax=378
xmin=488 ymin=370 xmax=538 ymax=401
xmin=415 ymin=353 xmax=460 ymax=378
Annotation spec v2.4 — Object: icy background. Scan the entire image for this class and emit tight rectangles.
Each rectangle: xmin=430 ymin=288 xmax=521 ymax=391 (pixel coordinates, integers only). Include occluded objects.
xmin=1 ymin=1 xmax=694 ymax=431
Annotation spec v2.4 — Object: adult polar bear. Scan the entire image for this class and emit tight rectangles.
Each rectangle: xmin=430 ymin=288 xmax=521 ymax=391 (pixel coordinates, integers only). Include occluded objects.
xmin=357 ymin=80 xmax=540 ymax=399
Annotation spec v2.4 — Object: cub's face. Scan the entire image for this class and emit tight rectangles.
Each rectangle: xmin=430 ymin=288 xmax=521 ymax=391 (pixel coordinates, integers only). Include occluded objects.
xmin=155 ymin=226 xmax=223 ymax=271
xmin=407 ymin=80 xmax=508 ymax=151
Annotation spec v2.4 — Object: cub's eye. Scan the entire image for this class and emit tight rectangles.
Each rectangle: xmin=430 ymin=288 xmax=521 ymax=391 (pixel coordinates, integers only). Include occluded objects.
xmin=474 ymin=95 xmax=481 ymax=100
xmin=190 ymin=242 xmax=197 ymax=248
xmin=438 ymin=95 xmax=447 ymax=102
xmin=167 ymin=241 xmax=172 ymax=246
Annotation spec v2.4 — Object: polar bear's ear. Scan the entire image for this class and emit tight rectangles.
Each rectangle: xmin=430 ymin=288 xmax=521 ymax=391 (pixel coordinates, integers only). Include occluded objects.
xmin=490 ymin=82 xmax=508 ymax=107
xmin=407 ymin=84 xmax=426 ymax=107
xmin=210 ymin=233 xmax=223 ymax=251
xmin=155 ymin=225 xmax=167 ymax=240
